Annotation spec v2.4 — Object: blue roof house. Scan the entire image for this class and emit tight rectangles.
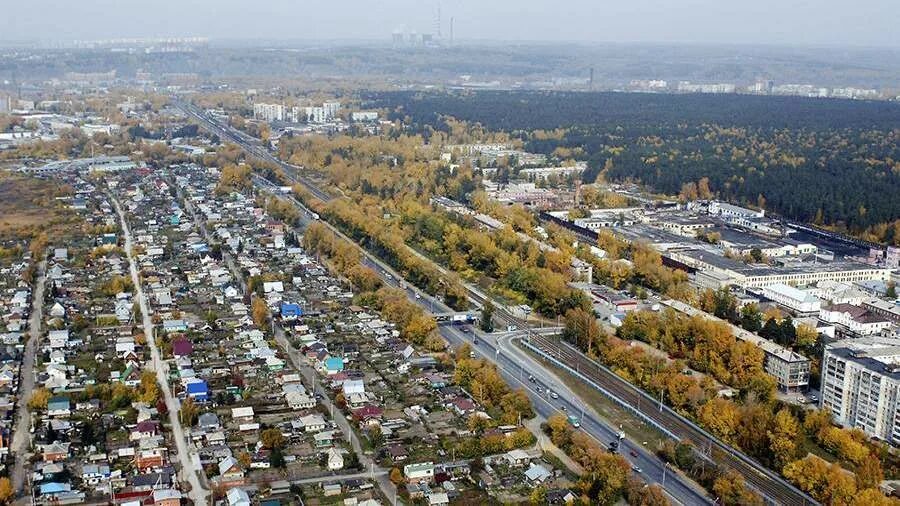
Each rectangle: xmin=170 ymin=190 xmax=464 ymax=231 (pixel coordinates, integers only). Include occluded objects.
xmin=322 ymin=357 xmax=344 ymax=375
xmin=281 ymin=302 xmax=303 ymax=319
xmin=186 ymin=380 xmax=210 ymax=402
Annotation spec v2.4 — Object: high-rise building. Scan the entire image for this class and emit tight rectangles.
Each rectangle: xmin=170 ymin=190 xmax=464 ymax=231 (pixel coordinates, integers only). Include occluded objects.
xmin=821 ymin=337 xmax=900 ymax=443
xmin=253 ymin=103 xmax=284 ymax=122
xmin=323 ymin=101 xmax=341 ymax=119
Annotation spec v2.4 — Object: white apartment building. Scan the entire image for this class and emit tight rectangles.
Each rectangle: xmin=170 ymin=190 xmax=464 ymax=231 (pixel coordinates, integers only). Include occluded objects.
xmin=708 ymin=201 xmax=764 ymax=220
xmin=304 ymin=106 xmax=326 ymax=124
xmin=886 ymin=247 xmax=900 ymax=269
xmin=253 ymin=103 xmax=285 ymax=122
xmin=323 ymin=101 xmax=341 ymax=119
xmin=763 ymin=283 xmax=821 ymax=314
xmin=821 ymin=338 xmax=900 ymax=443
xmin=351 ymin=111 xmax=378 ymax=122
xmin=820 ymin=303 xmax=892 ymax=336
xmin=519 ymin=163 xmax=587 ymax=181
xmin=810 ymin=280 xmax=868 ymax=305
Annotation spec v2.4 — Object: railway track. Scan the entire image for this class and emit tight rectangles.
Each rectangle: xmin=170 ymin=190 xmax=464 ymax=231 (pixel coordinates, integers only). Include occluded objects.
xmin=525 ymin=332 xmax=817 ymax=506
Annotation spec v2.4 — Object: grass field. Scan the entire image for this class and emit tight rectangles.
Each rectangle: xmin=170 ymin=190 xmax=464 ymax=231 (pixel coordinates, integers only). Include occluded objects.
xmin=0 ymin=172 xmax=75 ymax=240
xmin=530 ymin=349 xmax=670 ymax=450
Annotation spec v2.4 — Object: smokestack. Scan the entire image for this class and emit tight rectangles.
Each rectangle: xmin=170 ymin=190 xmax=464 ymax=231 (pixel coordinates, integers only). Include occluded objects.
xmin=450 ymin=17 xmax=454 ymax=45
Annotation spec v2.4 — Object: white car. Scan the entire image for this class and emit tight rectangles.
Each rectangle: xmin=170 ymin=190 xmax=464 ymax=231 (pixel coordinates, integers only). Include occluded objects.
xmin=549 ymin=391 xmax=559 ymax=399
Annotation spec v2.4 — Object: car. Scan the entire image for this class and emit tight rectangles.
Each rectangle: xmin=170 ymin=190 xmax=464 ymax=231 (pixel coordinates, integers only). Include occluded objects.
xmin=549 ymin=391 xmax=559 ymax=399
xmin=473 ymin=338 xmax=479 ymax=345
xmin=629 ymin=450 xmax=638 ymax=457
xmin=528 ymin=375 xmax=535 ymax=382
xmin=535 ymin=387 xmax=543 ymax=394
xmin=415 ymin=293 xmax=421 ymax=299
xmin=631 ymin=466 xmax=642 ymax=473
xmin=461 ymin=328 xmax=470 ymax=333
xmin=469 ymin=351 xmax=476 ymax=358
xmin=560 ymin=405 xmax=567 ymax=411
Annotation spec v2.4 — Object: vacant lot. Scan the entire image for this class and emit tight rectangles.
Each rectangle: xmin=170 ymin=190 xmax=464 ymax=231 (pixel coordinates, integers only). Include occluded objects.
xmin=0 ymin=173 xmax=74 ymax=239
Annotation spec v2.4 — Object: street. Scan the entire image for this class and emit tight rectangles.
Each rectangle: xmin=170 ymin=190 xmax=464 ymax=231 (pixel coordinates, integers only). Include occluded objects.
xmin=10 ymin=259 xmax=46 ymax=496
xmin=112 ymin=194 xmax=209 ymax=505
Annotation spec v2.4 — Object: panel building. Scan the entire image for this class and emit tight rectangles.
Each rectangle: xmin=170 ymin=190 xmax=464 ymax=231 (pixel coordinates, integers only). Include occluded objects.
xmin=253 ymin=103 xmax=285 ymax=122
xmin=821 ymin=337 xmax=900 ymax=444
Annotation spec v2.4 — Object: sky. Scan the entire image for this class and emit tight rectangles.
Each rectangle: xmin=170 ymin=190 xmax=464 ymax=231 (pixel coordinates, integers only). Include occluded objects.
xmin=1 ymin=0 xmax=898 ymax=48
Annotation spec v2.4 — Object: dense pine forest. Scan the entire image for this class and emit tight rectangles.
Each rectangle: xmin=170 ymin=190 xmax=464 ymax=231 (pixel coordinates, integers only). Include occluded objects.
xmin=366 ymin=91 xmax=900 ymax=244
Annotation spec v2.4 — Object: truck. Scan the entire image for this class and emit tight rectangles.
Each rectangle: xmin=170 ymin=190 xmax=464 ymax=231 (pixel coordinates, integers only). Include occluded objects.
xmin=451 ymin=313 xmax=477 ymax=324
xmin=567 ymin=415 xmax=581 ymax=428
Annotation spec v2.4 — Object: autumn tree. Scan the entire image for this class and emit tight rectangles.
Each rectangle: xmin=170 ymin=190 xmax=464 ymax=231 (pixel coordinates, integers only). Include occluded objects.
xmin=28 ymin=387 xmax=51 ymax=410
xmin=564 ymin=307 xmax=603 ymax=356
xmin=179 ymin=397 xmax=199 ymax=426
xmin=261 ymin=428 xmax=286 ymax=449
xmin=767 ymin=408 xmax=801 ymax=470
xmin=783 ymin=455 xmax=858 ymax=505
xmin=0 ymin=477 xmax=12 ymax=504
xmin=712 ymin=470 xmax=764 ymax=506
xmin=480 ymin=300 xmax=495 ymax=333
xmin=347 ymin=264 xmax=382 ymax=292
xmin=857 ymin=455 xmax=885 ymax=490
xmin=546 ymin=414 xmax=573 ymax=448
xmin=251 ymin=297 xmax=269 ymax=330
xmin=529 ymin=486 xmax=547 ymax=505
xmin=138 ymin=370 xmax=160 ymax=404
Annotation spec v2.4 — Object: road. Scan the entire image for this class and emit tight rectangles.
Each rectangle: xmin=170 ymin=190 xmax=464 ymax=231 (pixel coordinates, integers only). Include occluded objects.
xmin=112 ymin=194 xmax=208 ymax=505
xmin=10 ymin=259 xmax=46 ymax=495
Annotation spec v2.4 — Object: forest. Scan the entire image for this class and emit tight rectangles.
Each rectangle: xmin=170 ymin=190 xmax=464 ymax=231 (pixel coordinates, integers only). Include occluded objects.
xmin=366 ymin=90 xmax=900 ymax=243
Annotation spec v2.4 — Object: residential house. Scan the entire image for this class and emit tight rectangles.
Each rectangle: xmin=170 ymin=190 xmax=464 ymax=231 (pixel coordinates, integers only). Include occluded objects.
xmin=47 ymin=396 xmax=71 ymax=417
xmin=218 ymin=456 xmax=245 ymax=487
xmin=327 ymin=448 xmax=344 ymax=471
xmin=404 ymin=462 xmax=435 ymax=483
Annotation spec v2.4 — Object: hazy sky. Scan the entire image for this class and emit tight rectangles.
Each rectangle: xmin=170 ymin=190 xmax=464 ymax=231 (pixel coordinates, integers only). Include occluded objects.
xmin=2 ymin=0 xmax=898 ymax=48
